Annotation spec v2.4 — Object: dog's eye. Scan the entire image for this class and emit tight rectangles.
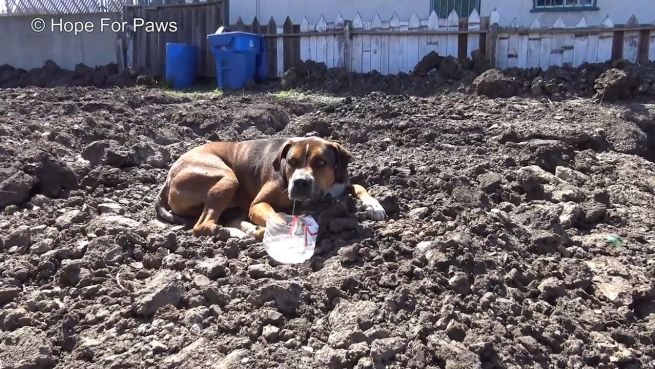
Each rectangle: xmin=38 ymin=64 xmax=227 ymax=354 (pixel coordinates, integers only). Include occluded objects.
xmin=314 ymin=160 xmax=326 ymax=168
xmin=287 ymin=158 xmax=299 ymax=167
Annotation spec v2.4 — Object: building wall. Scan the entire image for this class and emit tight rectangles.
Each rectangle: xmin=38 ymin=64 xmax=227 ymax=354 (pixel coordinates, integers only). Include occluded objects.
xmin=0 ymin=13 xmax=119 ymax=70
xmin=229 ymin=0 xmax=430 ymax=25
xmin=229 ymin=0 xmax=654 ymax=27
xmin=481 ymin=0 xmax=653 ymax=27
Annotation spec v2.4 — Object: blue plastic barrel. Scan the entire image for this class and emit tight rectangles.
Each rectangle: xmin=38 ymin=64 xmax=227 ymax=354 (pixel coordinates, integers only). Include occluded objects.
xmin=207 ymin=32 xmax=264 ymax=89
xmin=165 ymin=43 xmax=198 ymax=90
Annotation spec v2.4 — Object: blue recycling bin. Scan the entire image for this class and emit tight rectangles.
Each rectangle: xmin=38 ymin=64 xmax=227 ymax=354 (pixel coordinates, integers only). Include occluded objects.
xmin=207 ymin=31 xmax=265 ymax=89
xmin=165 ymin=43 xmax=198 ymax=90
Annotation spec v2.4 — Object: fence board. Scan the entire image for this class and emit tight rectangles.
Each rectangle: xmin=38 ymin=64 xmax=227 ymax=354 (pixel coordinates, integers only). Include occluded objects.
xmin=539 ymin=35 xmax=552 ymax=70
xmin=300 ymin=17 xmax=311 ymax=61
xmin=507 ymin=33 xmax=518 ymax=68
xmin=446 ymin=10 xmax=459 ymax=57
xmin=497 ymin=35 xmax=508 ymax=69
xmin=388 ymin=14 xmax=400 ymax=74
xmin=265 ymin=17 xmax=277 ymax=79
xmin=276 ymin=25 xmax=284 ymax=77
xmin=351 ymin=13 xmax=364 ymax=73
xmin=638 ymin=30 xmax=650 ymax=64
xmin=527 ymin=35 xmax=540 ymax=68
xmin=562 ymin=33 xmax=575 ymax=66
xmin=517 ymin=33 xmax=528 ymax=68
xmin=623 ymin=31 xmax=639 ymax=62
xmin=399 ymin=21 xmax=409 ymax=73
xmin=5 ymin=0 xmax=124 ymax=14
xmin=283 ymin=17 xmax=295 ymax=71
xmin=587 ymin=34 xmax=599 ymax=63
xmin=125 ymin=1 xmax=227 ymax=78
xmin=650 ymin=31 xmax=655 ymax=61
xmin=467 ymin=10 xmax=481 ymax=59
xmin=573 ymin=33 xmax=589 ymax=67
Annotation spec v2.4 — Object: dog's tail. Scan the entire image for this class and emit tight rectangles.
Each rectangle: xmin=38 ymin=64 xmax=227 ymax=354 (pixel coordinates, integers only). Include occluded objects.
xmin=155 ymin=179 xmax=195 ymax=227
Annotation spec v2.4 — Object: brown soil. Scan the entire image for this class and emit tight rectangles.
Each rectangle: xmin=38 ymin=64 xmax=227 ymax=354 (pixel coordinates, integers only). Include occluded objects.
xmin=0 ymin=85 xmax=654 ymax=369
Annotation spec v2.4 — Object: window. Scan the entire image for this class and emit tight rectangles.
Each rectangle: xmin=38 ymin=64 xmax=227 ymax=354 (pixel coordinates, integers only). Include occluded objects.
xmin=432 ymin=0 xmax=481 ymax=18
xmin=532 ymin=0 xmax=598 ymax=12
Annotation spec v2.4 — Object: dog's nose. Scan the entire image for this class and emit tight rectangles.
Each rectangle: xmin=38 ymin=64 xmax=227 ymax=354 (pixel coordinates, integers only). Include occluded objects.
xmin=293 ymin=177 xmax=312 ymax=191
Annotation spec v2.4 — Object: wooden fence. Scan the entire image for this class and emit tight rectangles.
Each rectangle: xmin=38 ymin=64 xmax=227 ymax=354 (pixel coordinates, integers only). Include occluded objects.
xmin=230 ymin=10 xmax=655 ymax=78
xmin=3 ymin=0 xmax=127 ymax=14
xmin=118 ymin=4 xmax=655 ymax=80
xmin=231 ymin=9 xmax=489 ymax=77
xmin=124 ymin=1 xmax=227 ymax=78
xmin=494 ymin=13 xmax=655 ymax=69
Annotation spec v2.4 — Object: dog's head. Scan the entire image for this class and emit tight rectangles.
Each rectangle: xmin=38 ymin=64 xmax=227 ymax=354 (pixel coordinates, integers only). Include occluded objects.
xmin=273 ymin=137 xmax=351 ymax=201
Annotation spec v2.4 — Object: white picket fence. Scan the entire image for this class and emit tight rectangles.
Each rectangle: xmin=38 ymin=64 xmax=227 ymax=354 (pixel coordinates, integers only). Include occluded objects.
xmin=495 ymin=12 xmax=655 ymax=70
xmin=299 ymin=9 xmax=481 ymax=75
xmin=235 ymin=9 xmax=655 ymax=77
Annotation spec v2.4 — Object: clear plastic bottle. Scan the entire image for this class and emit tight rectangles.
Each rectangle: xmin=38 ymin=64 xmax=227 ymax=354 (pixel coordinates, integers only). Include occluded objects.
xmin=263 ymin=214 xmax=319 ymax=264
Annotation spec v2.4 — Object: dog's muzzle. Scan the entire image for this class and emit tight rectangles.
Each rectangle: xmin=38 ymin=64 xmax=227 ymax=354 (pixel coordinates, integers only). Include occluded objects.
xmin=289 ymin=171 xmax=317 ymax=201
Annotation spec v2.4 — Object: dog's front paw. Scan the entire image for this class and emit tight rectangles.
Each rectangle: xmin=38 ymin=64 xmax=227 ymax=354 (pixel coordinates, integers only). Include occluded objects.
xmin=248 ymin=227 xmax=266 ymax=241
xmin=362 ymin=197 xmax=386 ymax=220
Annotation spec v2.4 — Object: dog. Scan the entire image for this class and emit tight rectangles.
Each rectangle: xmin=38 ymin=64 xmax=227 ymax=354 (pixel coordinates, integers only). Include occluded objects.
xmin=155 ymin=137 xmax=386 ymax=240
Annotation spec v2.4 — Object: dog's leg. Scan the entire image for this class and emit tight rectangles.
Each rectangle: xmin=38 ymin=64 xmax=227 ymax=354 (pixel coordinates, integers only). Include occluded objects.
xmin=193 ymin=177 xmax=239 ymax=236
xmin=224 ymin=218 xmax=258 ymax=239
xmin=245 ymin=183 xmax=288 ymax=240
xmin=352 ymin=184 xmax=386 ymax=220
xmin=248 ymin=202 xmax=285 ymax=240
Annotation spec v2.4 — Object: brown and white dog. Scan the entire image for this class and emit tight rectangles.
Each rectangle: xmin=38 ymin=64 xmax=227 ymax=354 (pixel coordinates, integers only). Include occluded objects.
xmin=155 ymin=137 xmax=386 ymax=240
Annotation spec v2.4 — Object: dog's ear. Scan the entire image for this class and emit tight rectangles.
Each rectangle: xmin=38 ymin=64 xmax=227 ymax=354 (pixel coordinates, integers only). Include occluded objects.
xmin=273 ymin=140 xmax=294 ymax=171
xmin=329 ymin=142 xmax=352 ymax=183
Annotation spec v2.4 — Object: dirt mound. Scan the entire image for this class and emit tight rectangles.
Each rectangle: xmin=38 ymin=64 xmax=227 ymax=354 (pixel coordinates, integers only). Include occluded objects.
xmin=0 ymin=86 xmax=654 ymax=368
xmin=0 ymin=60 xmax=142 ymax=89
xmin=278 ymin=57 xmax=655 ymax=102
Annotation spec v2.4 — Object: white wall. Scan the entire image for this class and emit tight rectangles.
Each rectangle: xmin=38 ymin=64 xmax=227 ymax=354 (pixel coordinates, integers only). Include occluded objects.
xmin=230 ymin=0 xmax=430 ymax=25
xmin=481 ymin=0 xmax=654 ymax=27
xmin=0 ymin=13 xmax=119 ymax=70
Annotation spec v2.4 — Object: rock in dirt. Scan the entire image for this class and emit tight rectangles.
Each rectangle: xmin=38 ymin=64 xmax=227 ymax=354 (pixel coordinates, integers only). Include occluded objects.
xmin=0 ymin=171 xmax=37 ymax=207
xmin=477 ymin=172 xmax=502 ymax=192
xmin=55 ymin=209 xmax=89 ymax=228
xmin=0 ymin=286 xmax=20 ymax=305
xmin=134 ymin=270 xmax=185 ymax=315
xmin=81 ymin=140 xmax=167 ymax=169
xmin=538 ymin=277 xmax=566 ymax=302
xmin=473 ymin=69 xmax=522 ymax=98
xmin=315 ymin=346 xmax=349 ymax=369
xmin=594 ymin=68 xmax=638 ymax=101
xmin=0 ymin=307 xmax=33 ymax=331
xmin=248 ymin=281 xmax=304 ymax=314
xmin=584 ymin=256 xmax=652 ymax=307
xmin=214 ymin=349 xmax=250 ymax=369
xmin=4 ymin=226 xmax=30 ymax=250
xmin=0 ymin=327 xmax=55 ymax=369
xmin=327 ymin=300 xmax=378 ymax=348
xmin=413 ymin=51 xmax=443 ymax=76
xmin=370 ymin=337 xmax=406 ymax=364
xmin=427 ymin=334 xmax=481 ymax=369
xmin=88 ymin=215 xmax=140 ymax=236
xmin=408 ymin=207 xmax=430 ymax=220
xmin=58 ymin=260 xmax=83 ymax=286
xmin=196 ymin=256 xmax=228 ymax=279
xmin=21 ymin=149 xmax=77 ymax=198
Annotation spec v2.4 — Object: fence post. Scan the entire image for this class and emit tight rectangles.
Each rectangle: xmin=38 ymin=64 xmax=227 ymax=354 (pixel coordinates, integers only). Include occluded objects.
xmin=487 ymin=9 xmax=500 ymax=67
xmin=343 ymin=16 xmax=354 ymax=73
xmin=265 ymin=17 xmax=277 ymax=78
